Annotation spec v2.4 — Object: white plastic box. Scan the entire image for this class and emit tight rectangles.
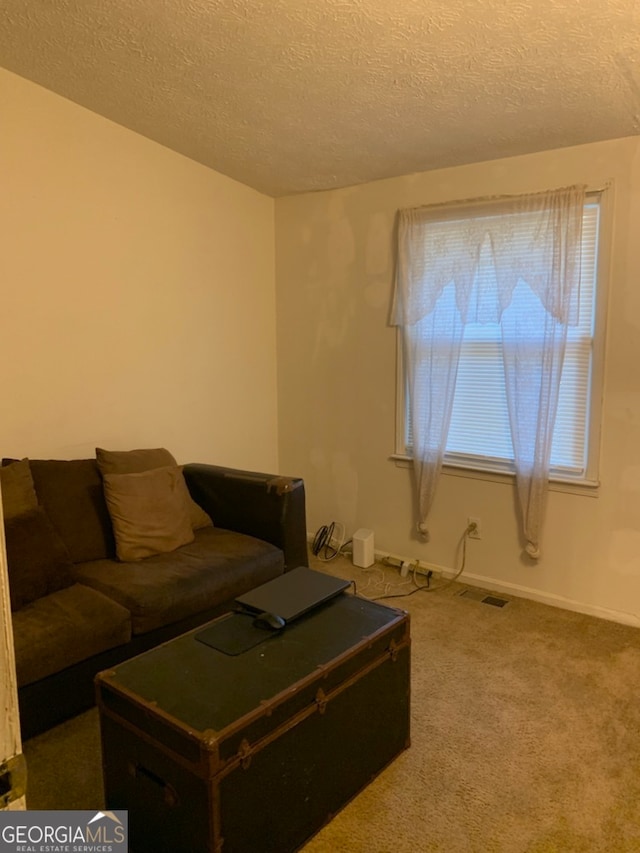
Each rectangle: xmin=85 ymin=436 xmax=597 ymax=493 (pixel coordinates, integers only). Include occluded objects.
xmin=352 ymin=528 xmax=375 ymax=568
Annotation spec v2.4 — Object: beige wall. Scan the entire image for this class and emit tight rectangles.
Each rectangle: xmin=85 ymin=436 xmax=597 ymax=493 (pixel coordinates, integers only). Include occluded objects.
xmin=1 ymin=68 xmax=278 ymax=470
xmin=275 ymin=136 xmax=640 ymax=625
xmin=4 ymin=64 xmax=640 ymax=625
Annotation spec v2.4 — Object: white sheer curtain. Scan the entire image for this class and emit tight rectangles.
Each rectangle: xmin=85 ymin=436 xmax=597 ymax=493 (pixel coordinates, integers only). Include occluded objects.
xmin=392 ymin=185 xmax=585 ymax=557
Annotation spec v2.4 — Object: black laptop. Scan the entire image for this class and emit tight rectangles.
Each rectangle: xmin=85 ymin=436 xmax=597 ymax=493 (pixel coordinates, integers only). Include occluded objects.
xmin=234 ymin=566 xmax=350 ymax=625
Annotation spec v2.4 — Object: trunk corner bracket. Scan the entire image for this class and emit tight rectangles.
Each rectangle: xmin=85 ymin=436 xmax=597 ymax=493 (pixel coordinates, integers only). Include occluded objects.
xmin=0 ymin=753 xmax=27 ymax=808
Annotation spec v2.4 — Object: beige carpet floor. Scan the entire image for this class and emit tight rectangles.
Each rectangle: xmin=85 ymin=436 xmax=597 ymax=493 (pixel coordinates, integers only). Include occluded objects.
xmin=24 ymin=555 xmax=640 ymax=852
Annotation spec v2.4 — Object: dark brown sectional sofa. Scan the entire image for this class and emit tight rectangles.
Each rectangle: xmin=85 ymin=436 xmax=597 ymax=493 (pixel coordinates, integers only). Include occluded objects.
xmin=2 ymin=455 xmax=308 ymax=739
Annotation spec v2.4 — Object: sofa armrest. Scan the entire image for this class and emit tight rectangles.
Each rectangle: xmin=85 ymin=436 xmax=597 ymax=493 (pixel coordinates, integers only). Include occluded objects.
xmin=183 ymin=463 xmax=308 ymax=572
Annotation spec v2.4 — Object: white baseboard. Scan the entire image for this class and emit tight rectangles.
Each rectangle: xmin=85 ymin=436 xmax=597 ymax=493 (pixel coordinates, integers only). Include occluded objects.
xmin=306 ymin=531 xmax=640 ymax=628
xmin=444 ymin=569 xmax=640 ymax=628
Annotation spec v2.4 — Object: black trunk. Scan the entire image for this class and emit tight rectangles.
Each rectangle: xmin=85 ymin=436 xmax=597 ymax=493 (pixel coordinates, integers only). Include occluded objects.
xmin=96 ymin=594 xmax=410 ymax=853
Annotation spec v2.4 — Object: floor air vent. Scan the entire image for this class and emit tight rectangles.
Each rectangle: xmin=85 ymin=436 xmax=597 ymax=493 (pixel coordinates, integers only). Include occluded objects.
xmin=482 ymin=595 xmax=509 ymax=608
xmin=458 ymin=588 xmax=509 ymax=608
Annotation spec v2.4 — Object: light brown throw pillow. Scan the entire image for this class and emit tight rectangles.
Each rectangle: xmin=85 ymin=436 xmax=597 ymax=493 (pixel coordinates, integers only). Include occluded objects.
xmin=96 ymin=447 xmax=212 ymax=530
xmin=96 ymin=447 xmax=175 ymax=476
xmin=0 ymin=458 xmax=39 ymax=520
xmin=102 ymin=466 xmax=195 ymax=562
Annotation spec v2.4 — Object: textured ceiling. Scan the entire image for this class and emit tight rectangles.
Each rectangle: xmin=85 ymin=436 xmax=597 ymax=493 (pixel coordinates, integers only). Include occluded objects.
xmin=1 ymin=0 xmax=640 ymax=196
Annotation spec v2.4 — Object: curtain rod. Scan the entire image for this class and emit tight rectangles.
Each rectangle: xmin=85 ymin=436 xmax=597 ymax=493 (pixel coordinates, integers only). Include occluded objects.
xmin=398 ymin=181 xmax=611 ymax=216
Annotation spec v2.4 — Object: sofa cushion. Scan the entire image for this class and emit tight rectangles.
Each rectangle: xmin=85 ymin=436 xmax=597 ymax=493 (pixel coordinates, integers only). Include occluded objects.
xmin=103 ymin=466 xmax=195 ymax=561
xmin=5 ymin=508 xmax=75 ymax=611
xmin=22 ymin=459 xmax=115 ymax=563
xmin=0 ymin=458 xmax=38 ymax=520
xmin=12 ymin=583 xmax=131 ymax=687
xmin=73 ymin=526 xmax=284 ymax=635
xmin=96 ymin=447 xmax=212 ymax=530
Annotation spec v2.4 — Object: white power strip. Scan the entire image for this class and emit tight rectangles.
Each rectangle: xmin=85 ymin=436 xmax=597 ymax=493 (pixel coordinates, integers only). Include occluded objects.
xmin=375 ymin=550 xmax=447 ymax=580
xmin=306 ymin=531 xmax=449 ymax=579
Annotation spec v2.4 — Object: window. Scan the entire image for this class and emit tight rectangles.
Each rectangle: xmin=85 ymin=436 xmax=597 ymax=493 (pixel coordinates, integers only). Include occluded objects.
xmin=397 ymin=195 xmax=605 ymax=485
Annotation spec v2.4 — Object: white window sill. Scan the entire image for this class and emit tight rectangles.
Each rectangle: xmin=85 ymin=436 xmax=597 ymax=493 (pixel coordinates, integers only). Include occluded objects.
xmin=390 ymin=454 xmax=600 ymax=497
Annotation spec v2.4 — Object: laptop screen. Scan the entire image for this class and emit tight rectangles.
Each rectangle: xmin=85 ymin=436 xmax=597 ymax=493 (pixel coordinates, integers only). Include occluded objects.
xmin=234 ymin=566 xmax=350 ymax=623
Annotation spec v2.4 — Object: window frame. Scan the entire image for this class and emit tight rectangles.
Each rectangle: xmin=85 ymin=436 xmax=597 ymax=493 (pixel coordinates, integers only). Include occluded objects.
xmin=393 ymin=187 xmax=612 ymax=493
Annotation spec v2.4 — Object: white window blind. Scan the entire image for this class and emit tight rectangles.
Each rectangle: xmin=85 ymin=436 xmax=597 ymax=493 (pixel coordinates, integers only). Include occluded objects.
xmin=403 ymin=199 xmax=601 ymax=480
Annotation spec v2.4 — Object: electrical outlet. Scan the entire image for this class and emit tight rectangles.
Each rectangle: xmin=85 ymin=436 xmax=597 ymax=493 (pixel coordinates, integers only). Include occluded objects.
xmin=467 ymin=517 xmax=482 ymax=539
